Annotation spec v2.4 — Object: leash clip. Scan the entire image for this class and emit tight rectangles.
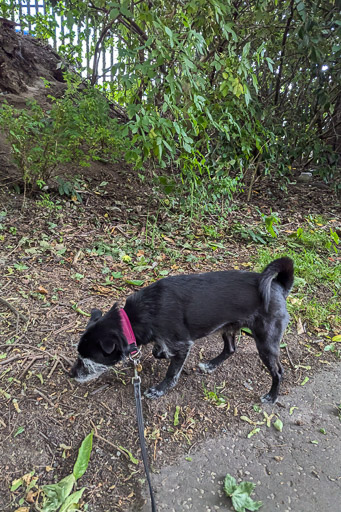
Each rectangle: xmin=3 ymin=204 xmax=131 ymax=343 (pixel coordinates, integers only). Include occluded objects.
xmin=129 ymin=347 xmax=141 ymax=361
xmin=131 ymin=352 xmax=142 ymax=384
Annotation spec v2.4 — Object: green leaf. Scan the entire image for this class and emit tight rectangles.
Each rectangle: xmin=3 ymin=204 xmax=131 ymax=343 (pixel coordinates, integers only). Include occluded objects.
xmin=59 ymin=488 xmax=85 ymax=512
xmin=232 ymin=490 xmax=263 ymax=512
xmin=73 ymin=431 xmax=93 ymax=480
xmin=266 ymin=57 xmax=274 ymax=72
xmin=14 ymin=426 xmax=25 ymax=437
xmin=223 ymin=473 xmax=237 ymax=496
xmin=273 ymin=418 xmax=283 ymax=432
xmin=159 ymin=270 xmax=169 ymax=276
xmin=112 ymin=271 xmax=123 ymax=279
xmin=120 ymin=5 xmax=133 ymax=17
xmin=242 ymin=327 xmax=252 ymax=335
xmin=125 ymin=279 xmax=145 ymax=286
xmin=109 ymin=8 xmax=120 ymax=19
xmin=118 ymin=445 xmax=139 ymax=465
xmin=42 ymin=474 xmax=76 ymax=512
xmin=224 ymin=474 xmax=262 ymax=512
xmin=247 ymin=428 xmax=260 ymax=438
xmin=174 ymin=405 xmax=180 ymax=426
xmin=11 ymin=477 xmax=24 ymax=491
xmin=332 ymin=335 xmax=341 ymax=342
xmin=238 ymin=481 xmax=256 ymax=495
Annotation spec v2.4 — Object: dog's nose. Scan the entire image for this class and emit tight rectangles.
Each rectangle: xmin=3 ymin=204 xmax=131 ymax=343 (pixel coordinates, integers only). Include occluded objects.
xmin=69 ymin=361 xmax=79 ymax=378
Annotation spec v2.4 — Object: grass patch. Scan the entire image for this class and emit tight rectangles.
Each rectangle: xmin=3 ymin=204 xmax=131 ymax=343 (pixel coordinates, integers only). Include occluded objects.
xmin=252 ymin=224 xmax=340 ymax=331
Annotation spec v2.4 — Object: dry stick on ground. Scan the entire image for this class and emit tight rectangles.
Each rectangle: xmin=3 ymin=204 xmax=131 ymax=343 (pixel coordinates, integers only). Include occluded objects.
xmin=20 ymin=354 xmax=46 ymax=379
xmin=0 ymin=296 xmax=28 ymax=323
xmin=0 ymin=354 xmax=25 ymax=366
xmin=47 ymin=357 xmax=61 ymax=379
xmin=90 ymin=420 xmax=133 ymax=462
xmin=34 ymin=388 xmax=56 ymax=408
xmin=285 ymin=346 xmax=296 ymax=370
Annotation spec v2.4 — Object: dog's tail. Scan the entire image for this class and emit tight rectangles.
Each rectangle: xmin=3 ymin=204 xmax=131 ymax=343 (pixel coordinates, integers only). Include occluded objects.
xmin=259 ymin=257 xmax=294 ymax=312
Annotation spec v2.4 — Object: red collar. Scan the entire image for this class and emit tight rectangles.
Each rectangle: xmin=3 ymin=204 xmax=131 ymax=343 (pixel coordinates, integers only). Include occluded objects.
xmin=120 ymin=309 xmax=137 ymax=354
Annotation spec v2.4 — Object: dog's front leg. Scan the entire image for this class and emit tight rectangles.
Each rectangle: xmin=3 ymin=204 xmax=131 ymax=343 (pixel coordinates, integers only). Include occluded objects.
xmin=145 ymin=343 xmax=192 ymax=399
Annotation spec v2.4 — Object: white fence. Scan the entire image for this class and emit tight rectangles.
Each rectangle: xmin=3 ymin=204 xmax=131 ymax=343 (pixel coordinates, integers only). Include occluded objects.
xmin=11 ymin=1 xmax=116 ymax=83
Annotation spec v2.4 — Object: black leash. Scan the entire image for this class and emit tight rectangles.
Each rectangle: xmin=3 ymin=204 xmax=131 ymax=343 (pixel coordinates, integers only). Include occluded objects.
xmin=131 ymin=355 xmax=157 ymax=512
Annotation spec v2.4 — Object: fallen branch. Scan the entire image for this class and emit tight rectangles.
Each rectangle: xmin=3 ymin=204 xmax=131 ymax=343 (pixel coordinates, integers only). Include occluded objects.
xmin=0 ymin=354 xmax=25 ymax=366
xmin=91 ymin=420 xmax=132 ymax=461
xmin=0 ymin=296 xmax=28 ymax=323
xmin=20 ymin=354 xmax=45 ymax=379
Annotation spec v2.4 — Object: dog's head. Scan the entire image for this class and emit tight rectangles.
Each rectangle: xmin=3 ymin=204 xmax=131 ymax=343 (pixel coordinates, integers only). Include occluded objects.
xmin=69 ymin=304 xmax=127 ymax=383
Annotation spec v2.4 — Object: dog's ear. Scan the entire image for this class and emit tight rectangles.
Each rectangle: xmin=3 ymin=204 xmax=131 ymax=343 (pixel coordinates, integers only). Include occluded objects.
xmin=86 ymin=308 xmax=103 ymax=328
xmin=106 ymin=302 xmax=120 ymax=317
xmin=90 ymin=308 xmax=103 ymax=321
xmin=99 ymin=338 xmax=115 ymax=355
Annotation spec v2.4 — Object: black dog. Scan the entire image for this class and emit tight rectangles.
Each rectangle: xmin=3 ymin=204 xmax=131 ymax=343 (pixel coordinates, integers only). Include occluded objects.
xmin=70 ymin=257 xmax=294 ymax=403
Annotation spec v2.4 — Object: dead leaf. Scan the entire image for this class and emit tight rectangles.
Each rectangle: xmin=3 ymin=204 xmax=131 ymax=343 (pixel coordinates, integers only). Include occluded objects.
xmin=36 ymin=286 xmax=48 ymax=295
xmin=25 ymin=490 xmax=37 ymax=503
xmin=297 ymin=317 xmax=305 ymax=335
xmin=162 ymin=235 xmax=175 ymax=244
xmin=12 ymin=399 xmax=21 ymax=413
xmin=73 ymin=250 xmax=84 ymax=264
xmin=22 ymin=473 xmax=34 ymax=486
xmin=14 ymin=508 xmax=30 ymax=512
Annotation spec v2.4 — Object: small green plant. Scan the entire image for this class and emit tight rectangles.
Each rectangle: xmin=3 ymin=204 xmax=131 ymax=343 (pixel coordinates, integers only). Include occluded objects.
xmin=37 ymin=193 xmax=62 ymax=211
xmin=232 ymin=222 xmax=267 ymax=245
xmin=56 ymin=176 xmax=84 ymax=202
xmin=202 ymin=382 xmax=229 ymax=408
xmin=40 ymin=431 xmax=93 ymax=511
xmin=260 ymin=211 xmax=280 ymax=238
xmin=324 ymin=334 xmax=341 ymax=358
xmin=223 ymin=473 xmax=262 ymax=512
xmin=10 ymin=432 xmax=93 ymax=511
xmin=290 ymin=225 xmax=338 ymax=254
xmin=174 ymin=405 xmax=181 ymax=426
xmin=13 ymin=262 xmax=28 ymax=272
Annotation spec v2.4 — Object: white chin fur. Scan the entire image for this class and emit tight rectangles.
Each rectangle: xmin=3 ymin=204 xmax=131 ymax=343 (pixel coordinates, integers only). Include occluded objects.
xmin=75 ymin=358 xmax=108 ymax=383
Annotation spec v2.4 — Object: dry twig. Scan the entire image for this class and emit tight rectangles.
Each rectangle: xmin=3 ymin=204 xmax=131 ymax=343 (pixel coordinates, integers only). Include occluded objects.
xmin=0 ymin=296 xmax=28 ymax=322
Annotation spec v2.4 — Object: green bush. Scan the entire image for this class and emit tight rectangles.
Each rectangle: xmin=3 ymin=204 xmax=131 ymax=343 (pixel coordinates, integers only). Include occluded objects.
xmin=0 ymin=78 xmax=125 ymax=191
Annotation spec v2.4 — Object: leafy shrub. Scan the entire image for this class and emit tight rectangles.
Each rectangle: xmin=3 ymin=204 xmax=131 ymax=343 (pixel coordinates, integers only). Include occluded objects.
xmin=0 ymin=78 xmax=126 ymax=191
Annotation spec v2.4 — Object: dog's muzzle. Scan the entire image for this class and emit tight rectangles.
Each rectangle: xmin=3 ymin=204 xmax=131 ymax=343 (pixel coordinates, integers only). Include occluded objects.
xmin=69 ymin=357 xmax=108 ymax=383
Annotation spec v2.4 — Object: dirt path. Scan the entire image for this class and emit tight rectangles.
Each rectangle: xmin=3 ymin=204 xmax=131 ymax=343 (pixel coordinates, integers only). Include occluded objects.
xmin=136 ymin=363 xmax=341 ymax=512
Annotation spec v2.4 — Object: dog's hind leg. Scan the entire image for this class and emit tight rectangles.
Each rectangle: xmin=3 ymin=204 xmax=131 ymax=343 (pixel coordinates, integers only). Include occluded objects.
xmin=145 ymin=341 xmax=192 ymax=399
xmin=199 ymin=331 xmax=236 ymax=374
xmin=254 ymin=332 xmax=284 ymax=404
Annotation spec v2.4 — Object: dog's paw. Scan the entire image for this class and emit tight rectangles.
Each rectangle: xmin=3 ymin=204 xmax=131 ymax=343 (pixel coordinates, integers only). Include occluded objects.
xmin=261 ymin=393 xmax=277 ymax=404
xmin=198 ymin=362 xmax=216 ymax=374
xmin=145 ymin=386 xmax=165 ymax=399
